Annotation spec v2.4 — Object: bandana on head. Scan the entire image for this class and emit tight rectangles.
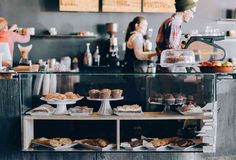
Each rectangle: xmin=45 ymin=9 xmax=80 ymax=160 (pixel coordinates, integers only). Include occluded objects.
xmin=175 ymin=0 xmax=198 ymax=12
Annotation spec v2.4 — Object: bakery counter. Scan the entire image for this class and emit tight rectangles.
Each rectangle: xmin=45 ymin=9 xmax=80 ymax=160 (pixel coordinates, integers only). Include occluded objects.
xmin=23 ymin=112 xmax=203 ymax=121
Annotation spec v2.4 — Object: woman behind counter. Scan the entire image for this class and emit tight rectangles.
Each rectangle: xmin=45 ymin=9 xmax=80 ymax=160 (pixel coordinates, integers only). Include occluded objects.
xmin=123 ymin=16 xmax=156 ymax=73
xmin=0 ymin=17 xmax=30 ymax=66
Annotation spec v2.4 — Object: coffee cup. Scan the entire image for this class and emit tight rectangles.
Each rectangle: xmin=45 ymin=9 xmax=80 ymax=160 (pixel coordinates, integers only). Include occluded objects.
xmin=49 ymin=27 xmax=57 ymax=35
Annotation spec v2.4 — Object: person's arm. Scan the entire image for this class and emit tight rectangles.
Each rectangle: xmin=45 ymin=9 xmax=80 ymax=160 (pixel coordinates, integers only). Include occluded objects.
xmin=132 ymin=34 xmax=151 ymax=60
xmin=169 ymin=17 xmax=182 ymax=49
xmin=10 ymin=29 xmax=30 ymax=43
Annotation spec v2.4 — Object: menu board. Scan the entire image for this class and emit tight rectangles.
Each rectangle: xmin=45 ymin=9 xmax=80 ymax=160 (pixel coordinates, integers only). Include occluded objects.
xmin=143 ymin=0 xmax=175 ymax=13
xmin=59 ymin=0 xmax=99 ymax=12
xmin=103 ymin=0 xmax=141 ymax=12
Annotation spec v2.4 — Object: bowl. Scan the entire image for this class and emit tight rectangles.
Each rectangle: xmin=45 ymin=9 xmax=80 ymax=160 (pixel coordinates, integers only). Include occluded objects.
xmin=199 ymin=66 xmax=214 ymax=73
xmin=213 ymin=66 xmax=234 ymax=73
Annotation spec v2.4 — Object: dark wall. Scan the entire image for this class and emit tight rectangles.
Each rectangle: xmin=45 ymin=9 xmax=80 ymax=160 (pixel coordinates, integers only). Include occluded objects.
xmin=1 ymin=0 xmax=236 ymax=65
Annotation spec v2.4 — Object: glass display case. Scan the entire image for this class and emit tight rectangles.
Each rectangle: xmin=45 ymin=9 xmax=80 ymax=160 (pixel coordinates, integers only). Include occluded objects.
xmin=19 ymin=73 xmax=217 ymax=152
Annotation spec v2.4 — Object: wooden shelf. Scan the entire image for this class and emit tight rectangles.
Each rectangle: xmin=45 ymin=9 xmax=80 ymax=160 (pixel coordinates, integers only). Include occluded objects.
xmin=31 ymin=35 xmax=97 ymax=39
xmin=23 ymin=112 xmax=203 ymax=121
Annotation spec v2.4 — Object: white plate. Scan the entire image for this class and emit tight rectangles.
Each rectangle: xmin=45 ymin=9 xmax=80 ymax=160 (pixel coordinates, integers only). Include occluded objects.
xmin=176 ymin=108 xmax=203 ymax=115
xmin=87 ymin=97 xmax=124 ymax=101
xmin=40 ymin=97 xmax=84 ymax=105
xmin=26 ymin=108 xmax=56 ymax=116
xmin=31 ymin=141 xmax=79 ymax=150
xmin=113 ymin=109 xmax=143 ymax=116
xmin=120 ymin=142 xmax=144 ymax=151
xmin=142 ymin=140 xmax=169 ymax=151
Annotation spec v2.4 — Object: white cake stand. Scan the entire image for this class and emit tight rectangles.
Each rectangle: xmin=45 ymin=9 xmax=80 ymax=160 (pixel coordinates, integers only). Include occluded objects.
xmin=40 ymin=97 xmax=84 ymax=114
xmin=87 ymin=97 xmax=124 ymax=115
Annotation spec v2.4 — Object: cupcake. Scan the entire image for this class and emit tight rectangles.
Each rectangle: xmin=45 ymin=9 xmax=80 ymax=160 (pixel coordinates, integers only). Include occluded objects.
xmin=111 ymin=89 xmax=123 ymax=98
xmin=100 ymin=89 xmax=111 ymax=99
xmin=164 ymin=94 xmax=175 ymax=105
xmin=174 ymin=94 xmax=184 ymax=104
xmin=88 ymin=89 xmax=100 ymax=98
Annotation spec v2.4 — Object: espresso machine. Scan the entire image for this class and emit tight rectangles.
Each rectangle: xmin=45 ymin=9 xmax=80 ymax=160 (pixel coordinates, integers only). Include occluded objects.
xmin=106 ymin=23 xmax=120 ymax=67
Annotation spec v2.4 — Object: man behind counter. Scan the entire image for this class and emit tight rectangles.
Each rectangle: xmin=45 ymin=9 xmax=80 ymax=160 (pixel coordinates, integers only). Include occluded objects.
xmin=156 ymin=0 xmax=199 ymax=63
xmin=0 ymin=17 xmax=30 ymax=67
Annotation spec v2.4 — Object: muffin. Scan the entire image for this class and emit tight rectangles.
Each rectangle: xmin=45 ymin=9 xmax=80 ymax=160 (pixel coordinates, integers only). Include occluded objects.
xmin=88 ymin=89 xmax=100 ymax=98
xmin=111 ymin=89 xmax=123 ymax=98
xmin=174 ymin=94 xmax=184 ymax=104
xmin=164 ymin=94 xmax=175 ymax=105
xmin=100 ymin=89 xmax=111 ymax=99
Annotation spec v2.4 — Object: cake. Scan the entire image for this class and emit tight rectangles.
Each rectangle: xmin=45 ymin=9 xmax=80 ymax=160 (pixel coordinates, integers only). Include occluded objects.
xmin=116 ymin=104 xmax=142 ymax=113
xmin=88 ymin=89 xmax=100 ymax=98
xmin=100 ymin=89 xmax=111 ymax=99
xmin=164 ymin=94 xmax=175 ymax=105
xmin=111 ymin=89 xmax=123 ymax=98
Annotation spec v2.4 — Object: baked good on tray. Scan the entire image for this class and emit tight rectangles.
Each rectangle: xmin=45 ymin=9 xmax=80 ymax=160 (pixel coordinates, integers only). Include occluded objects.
xmin=31 ymin=104 xmax=54 ymax=113
xmin=65 ymin=92 xmax=81 ymax=99
xmin=116 ymin=104 xmax=142 ymax=113
xmin=150 ymin=137 xmax=177 ymax=147
xmin=111 ymin=89 xmax=123 ymax=98
xmin=79 ymin=138 xmax=109 ymax=148
xmin=99 ymin=89 xmax=111 ymax=99
xmin=32 ymin=137 xmax=73 ymax=148
xmin=88 ymin=89 xmax=100 ymax=98
xmin=44 ymin=92 xmax=81 ymax=100
xmin=173 ymin=139 xmax=195 ymax=147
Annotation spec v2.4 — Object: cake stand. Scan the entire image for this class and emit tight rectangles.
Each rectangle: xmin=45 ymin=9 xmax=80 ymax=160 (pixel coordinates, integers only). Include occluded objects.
xmin=87 ymin=97 xmax=124 ymax=115
xmin=40 ymin=97 xmax=84 ymax=114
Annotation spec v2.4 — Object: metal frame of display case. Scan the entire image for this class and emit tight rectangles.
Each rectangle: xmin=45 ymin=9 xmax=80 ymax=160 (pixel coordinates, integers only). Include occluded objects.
xmin=19 ymin=72 xmax=218 ymax=153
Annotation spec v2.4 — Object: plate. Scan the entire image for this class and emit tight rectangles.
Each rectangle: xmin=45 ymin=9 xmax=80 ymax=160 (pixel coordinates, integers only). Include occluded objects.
xmin=120 ymin=142 xmax=144 ymax=151
xmin=176 ymin=107 xmax=203 ymax=115
xmin=31 ymin=141 xmax=79 ymax=150
xmin=113 ymin=108 xmax=143 ymax=116
xmin=26 ymin=110 xmax=55 ymax=116
xmin=40 ymin=97 xmax=84 ymax=104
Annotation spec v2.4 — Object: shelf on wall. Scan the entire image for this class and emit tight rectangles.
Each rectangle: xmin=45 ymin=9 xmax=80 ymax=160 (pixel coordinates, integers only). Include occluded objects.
xmin=217 ymin=18 xmax=236 ymax=24
xmin=31 ymin=35 xmax=97 ymax=39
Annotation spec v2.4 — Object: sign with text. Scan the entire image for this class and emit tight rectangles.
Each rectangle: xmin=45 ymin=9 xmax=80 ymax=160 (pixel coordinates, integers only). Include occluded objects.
xmin=103 ymin=0 xmax=141 ymax=12
xmin=143 ymin=0 xmax=175 ymax=13
xmin=59 ymin=0 xmax=99 ymax=12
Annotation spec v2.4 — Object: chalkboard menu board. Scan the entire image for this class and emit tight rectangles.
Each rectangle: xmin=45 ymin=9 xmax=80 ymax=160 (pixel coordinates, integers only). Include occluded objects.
xmin=103 ymin=0 xmax=141 ymax=12
xmin=59 ymin=0 xmax=99 ymax=12
xmin=143 ymin=0 xmax=175 ymax=13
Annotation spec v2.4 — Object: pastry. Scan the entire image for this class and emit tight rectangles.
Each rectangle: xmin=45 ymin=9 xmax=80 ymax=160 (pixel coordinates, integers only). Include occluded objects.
xmin=175 ymin=139 xmax=195 ymax=147
xmin=65 ymin=92 xmax=81 ymax=99
xmin=116 ymin=104 xmax=142 ymax=113
xmin=100 ymin=89 xmax=111 ymax=99
xmin=88 ymin=89 xmax=100 ymax=98
xmin=150 ymin=137 xmax=177 ymax=148
xmin=32 ymin=137 xmax=49 ymax=145
xmin=59 ymin=138 xmax=73 ymax=145
xmin=31 ymin=104 xmax=54 ymax=113
xmin=96 ymin=139 xmax=108 ymax=147
xmin=80 ymin=139 xmax=108 ymax=147
xmin=111 ymin=89 xmax=123 ymax=98
xmin=48 ymin=139 xmax=61 ymax=147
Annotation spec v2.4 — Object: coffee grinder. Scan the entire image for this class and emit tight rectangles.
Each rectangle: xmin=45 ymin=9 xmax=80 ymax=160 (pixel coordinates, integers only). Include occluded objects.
xmin=106 ymin=23 xmax=120 ymax=67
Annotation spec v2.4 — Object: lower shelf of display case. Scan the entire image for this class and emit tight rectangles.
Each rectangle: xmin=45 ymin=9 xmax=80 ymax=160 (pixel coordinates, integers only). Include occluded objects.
xmin=23 ymin=112 xmax=204 ymax=120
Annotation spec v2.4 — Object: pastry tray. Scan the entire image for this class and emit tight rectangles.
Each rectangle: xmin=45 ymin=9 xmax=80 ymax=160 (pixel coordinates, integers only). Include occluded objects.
xmin=26 ymin=109 xmax=56 ymax=116
xmin=76 ymin=140 xmax=114 ymax=151
xmin=120 ymin=139 xmax=145 ymax=151
xmin=31 ymin=141 xmax=79 ymax=150
xmin=113 ymin=108 xmax=143 ymax=116
xmin=40 ymin=97 xmax=84 ymax=104
xmin=148 ymin=98 xmax=184 ymax=105
xmin=176 ymin=107 xmax=203 ymax=115
xmin=142 ymin=140 xmax=170 ymax=151
xmin=68 ymin=108 xmax=93 ymax=116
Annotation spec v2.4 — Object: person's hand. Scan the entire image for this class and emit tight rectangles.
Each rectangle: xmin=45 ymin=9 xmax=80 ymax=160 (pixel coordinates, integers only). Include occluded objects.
xmin=9 ymin=24 xmax=18 ymax=31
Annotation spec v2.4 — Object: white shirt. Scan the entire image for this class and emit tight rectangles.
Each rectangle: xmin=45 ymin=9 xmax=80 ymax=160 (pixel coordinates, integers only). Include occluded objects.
xmin=127 ymin=31 xmax=149 ymax=61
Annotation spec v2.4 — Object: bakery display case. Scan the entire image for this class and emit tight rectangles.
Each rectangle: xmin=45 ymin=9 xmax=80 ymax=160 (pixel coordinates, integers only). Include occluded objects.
xmin=19 ymin=73 xmax=217 ymax=152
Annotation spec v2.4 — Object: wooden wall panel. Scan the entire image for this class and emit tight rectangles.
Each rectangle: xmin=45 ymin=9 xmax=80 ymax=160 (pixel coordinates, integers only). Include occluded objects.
xmin=103 ymin=0 xmax=141 ymax=12
xmin=143 ymin=0 xmax=175 ymax=13
xmin=59 ymin=0 xmax=99 ymax=12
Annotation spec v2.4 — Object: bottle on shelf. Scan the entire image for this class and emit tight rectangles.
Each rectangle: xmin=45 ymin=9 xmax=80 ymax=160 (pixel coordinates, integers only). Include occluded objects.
xmin=83 ymin=43 xmax=92 ymax=67
xmin=93 ymin=45 xmax=101 ymax=66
